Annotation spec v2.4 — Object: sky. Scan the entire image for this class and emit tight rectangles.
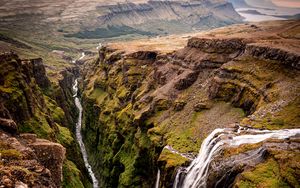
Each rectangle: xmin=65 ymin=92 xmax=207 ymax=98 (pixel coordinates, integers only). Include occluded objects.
xmin=271 ymin=0 xmax=300 ymax=8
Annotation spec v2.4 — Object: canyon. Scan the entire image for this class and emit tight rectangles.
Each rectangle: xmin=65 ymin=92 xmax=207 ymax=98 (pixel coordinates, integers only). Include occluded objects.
xmin=0 ymin=0 xmax=299 ymax=187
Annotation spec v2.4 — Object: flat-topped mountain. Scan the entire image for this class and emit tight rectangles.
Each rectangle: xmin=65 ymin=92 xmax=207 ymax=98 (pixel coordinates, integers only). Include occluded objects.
xmin=0 ymin=0 xmax=242 ymax=40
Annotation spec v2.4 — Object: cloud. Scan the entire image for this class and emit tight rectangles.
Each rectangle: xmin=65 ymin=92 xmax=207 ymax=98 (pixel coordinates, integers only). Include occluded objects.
xmin=271 ymin=0 xmax=300 ymax=8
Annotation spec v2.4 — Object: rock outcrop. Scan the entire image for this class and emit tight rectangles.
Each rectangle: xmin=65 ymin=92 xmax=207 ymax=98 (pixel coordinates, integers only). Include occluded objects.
xmin=0 ymin=52 xmax=91 ymax=188
xmin=0 ymin=131 xmax=65 ymax=188
xmin=0 ymin=52 xmax=48 ymax=126
xmin=245 ymin=44 xmax=300 ymax=70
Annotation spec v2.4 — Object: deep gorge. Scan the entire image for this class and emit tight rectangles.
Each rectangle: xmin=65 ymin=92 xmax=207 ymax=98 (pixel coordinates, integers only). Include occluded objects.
xmin=0 ymin=20 xmax=299 ymax=188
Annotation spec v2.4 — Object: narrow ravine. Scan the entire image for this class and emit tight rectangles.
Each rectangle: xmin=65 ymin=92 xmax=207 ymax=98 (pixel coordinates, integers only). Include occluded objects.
xmin=73 ymin=79 xmax=99 ymax=188
xmin=173 ymin=127 xmax=300 ymax=188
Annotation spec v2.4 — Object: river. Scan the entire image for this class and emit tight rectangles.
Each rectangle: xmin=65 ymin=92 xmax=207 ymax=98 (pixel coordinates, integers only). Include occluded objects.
xmin=73 ymin=79 xmax=99 ymax=188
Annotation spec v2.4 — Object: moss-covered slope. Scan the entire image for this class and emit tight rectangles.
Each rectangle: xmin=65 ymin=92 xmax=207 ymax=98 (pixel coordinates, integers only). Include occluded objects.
xmin=0 ymin=52 xmax=91 ymax=188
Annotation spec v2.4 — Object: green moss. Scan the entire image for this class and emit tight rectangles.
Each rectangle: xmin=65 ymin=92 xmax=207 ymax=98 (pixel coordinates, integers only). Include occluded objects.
xmin=236 ymin=158 xmax=290 ymax=188
xmin=148 ymin=126 xmax=163 ymax=146
xmin=127 ymin=66 xmax=143 ymax=76
xmin=223 ymin=143 xmax=263 ymax=157
xmin=45 ymin=96 xmax=65 ymax=123
xmin=0 ymin=149 xmax=22 ymax=160
xmin=116 ymin=143 xmax=138 ymax=186
xmin=19 ymin=114 xmax=54 ymax=139
xmin=155 ymin=98 xmax=172 ymax=111
xmin=166 ymin=127 xmax=201 ymax=154
xmin=57 ymin=124 xmax=74 ymax=146
xmin=88 ymin=88 xmax=108 ymax=105
xmin=135 ymin=128 xmax=151 ymax=148
xmin=10 ymin=166 xmax=32 ymax=176
xmin=271 ymin=150 xmax=300 ymax=187
xmin=104 ymin=96 xmax=121 ymax=112
xmin=116 ymin=85 xmax=130 ymax=100
xmin=62 ymin=160 xmax=85 ymax=188
xmin=158 ymin=149 xmax=189 ymax=168
xmin=237 ymin=180 xmax=256 ymax=188
xmin=117 ymin=103 xmax=133 ymax=125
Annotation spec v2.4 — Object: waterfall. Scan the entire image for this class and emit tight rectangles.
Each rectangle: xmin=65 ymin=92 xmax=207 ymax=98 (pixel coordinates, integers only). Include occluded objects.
xmin=78 ymin=52 xmax=86 ymax=60
xmin=173 ymin=127 xmax=300 ymax=188
xmin=73 ymin=79 xmax=99 ymax=188
xmin=96 ymin=43 xmax=102 ymax=50
xmin=155 ymin=169 xmax=161 ymax=188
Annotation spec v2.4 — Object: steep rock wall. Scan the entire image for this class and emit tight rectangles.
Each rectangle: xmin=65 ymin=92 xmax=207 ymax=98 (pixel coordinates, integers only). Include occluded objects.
xmin=82 ymin=34 xmax=299 ymax=187
xmin=0 ymin=52 xmax=91 ymax=188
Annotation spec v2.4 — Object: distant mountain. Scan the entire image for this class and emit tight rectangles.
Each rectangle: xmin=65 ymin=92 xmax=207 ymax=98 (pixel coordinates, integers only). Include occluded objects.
xmin=66 ymin=0 xmax=243 ymax=39
xmin=0 ymin=0 xmax=243 ymax=40
xmin=275 ymin=13 xmax=300 ymax=20
xmin=227 ymin=0 xmax=252 ymax=8
xmin=245 ymin=0 xmax=277 ymax=8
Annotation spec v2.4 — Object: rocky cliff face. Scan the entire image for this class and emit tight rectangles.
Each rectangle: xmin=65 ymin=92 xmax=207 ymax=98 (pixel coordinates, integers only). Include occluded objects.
xmin=97 ymin=0 xmax=242 ymax=27
xmin=0 ymin=132 xmax=65 ymax=187
xmin=65 ymin=0 xmax=243 ymax=39
xmin=0 ymin=52 xmax=91 ymax=188
xmin=81 ymin=21 xmax=300 ymax=187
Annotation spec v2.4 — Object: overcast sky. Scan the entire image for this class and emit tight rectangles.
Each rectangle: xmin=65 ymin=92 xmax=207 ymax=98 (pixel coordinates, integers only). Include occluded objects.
xmin=271 ymin=0 xmax=300 ymax=8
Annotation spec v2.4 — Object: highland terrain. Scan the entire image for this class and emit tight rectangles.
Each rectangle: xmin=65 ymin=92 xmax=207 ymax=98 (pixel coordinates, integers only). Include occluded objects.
xmin=0 ymin=0 xmax=300 ymax=188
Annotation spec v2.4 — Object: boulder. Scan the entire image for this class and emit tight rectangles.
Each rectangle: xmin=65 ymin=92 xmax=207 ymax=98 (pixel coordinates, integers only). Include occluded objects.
xmin=193 ymin=102 xmax=211 ymax=112
xmin=0 ymin=118 xmax=17 ymax=133
xmin=174 ymin=71 xmax=199 ymax=90
xmin=29 ymin=139 xmax=66 ymax=188
xmin=174 ymin=101 xmax=187 ymax=111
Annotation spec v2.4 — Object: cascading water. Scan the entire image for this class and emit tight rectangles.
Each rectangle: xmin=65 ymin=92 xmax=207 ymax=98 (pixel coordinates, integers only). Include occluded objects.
xmin=155 ymin=169 xmax=161 ymax=188
xmin=78 ymin=52 xmax=86 ymax=60
xmin=72 ymin=52 xmax=86 ymax=63
xmin=73 ymin=79 xmax=99 ymax=188
xmin=173 ymin=126 xmax=300 ymax=188
xmin=96 ymin=43 xmax=102 ymax=50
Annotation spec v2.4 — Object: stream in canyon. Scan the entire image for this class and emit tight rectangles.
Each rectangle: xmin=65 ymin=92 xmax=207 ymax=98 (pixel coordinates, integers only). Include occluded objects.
xmin=173 ymin=126 xmax=300 ymax=188
xmin=72 ymin=52 xmax=86 ymax=63
xmin=73 ymin=79 xmax=99 ymax=188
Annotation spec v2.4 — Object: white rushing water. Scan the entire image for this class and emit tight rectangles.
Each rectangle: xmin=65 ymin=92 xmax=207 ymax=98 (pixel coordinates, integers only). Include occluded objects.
xmin=96 ymin=43 xmax=102 ymax=50
xmin=173 ymin=127 xmax=300 ymax=188
xmin=78 ymin=52 xmax=86 ymax=60
xmin=73 ymin=79 xmax=99 ymax=188
xmin=164 ymin=145 xmax=195 ymax=161
xmin=72 ymin=52 xmax=86 ymax=64
xmin=155 ymin=169 xmax=161 ymax=188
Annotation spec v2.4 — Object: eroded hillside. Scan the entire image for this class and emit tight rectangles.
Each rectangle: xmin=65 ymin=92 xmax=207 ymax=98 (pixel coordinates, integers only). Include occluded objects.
xmin=0 ymin=52 xmax=92 ymax=187
xmin=81 ymin=20 xmax=300 ymax=187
